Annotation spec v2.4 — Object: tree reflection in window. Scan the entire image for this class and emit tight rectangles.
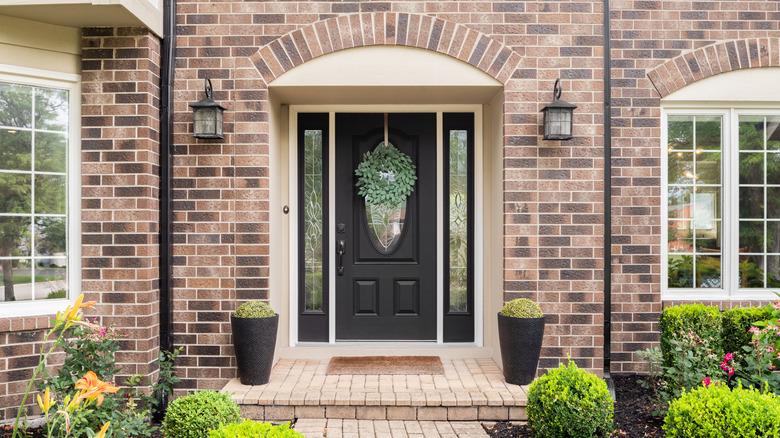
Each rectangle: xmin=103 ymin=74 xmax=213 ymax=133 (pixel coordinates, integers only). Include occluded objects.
xmin=738 ymin=115 xmax=780 ymax=288
xmin=303 ymin=130 xmax=324 ymax=311
xmin=0 ymin=82 xmax=68 ymax=303
xmin=449 ymin=130 xmax=468 ymax=312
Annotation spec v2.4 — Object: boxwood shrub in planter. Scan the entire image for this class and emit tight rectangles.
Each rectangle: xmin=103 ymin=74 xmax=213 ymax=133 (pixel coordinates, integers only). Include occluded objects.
xmin=497 ymin=298 xmax=545 ymax=385
xmin=231 ymin=301 xmax=278 ymax=385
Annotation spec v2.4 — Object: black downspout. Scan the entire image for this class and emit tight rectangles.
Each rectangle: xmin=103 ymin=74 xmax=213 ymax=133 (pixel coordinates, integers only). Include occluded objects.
xmin=156 ymin=0 xmax=176 ymax=420
xmin=602 ymin=0 xmax=613 ymax=392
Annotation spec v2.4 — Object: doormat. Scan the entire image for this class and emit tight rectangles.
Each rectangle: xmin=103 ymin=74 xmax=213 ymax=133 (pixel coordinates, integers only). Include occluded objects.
xmin=326 ymin=356 xmax=444 ymax=375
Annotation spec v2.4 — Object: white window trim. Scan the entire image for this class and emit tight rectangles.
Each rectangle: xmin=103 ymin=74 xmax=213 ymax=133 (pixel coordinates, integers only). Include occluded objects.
xmin=0 ymin=64 xmax=81 ymax=318
xmin=662 ymin=106 xmax=780 ymax=301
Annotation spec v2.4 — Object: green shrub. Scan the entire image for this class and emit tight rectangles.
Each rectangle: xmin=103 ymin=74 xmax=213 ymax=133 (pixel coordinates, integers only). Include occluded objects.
xmin=527 ymin=361 xmax=614 ymax=438
xmin=209 ymin=420 xmax=304 ymax=438
xmin=664 ymin=384 xmax=780 ymax=437
xmin=500 ymin=298 xmax=543 ymax=318
xmin=721 ymin=305 xmax=774 ymax=354
xmin=162 ymin=391 xmax=241 ymax=438
xmin=659 ymin=304 xmax=722 ymax=367
xmin=234 ymin=300 xmax=275 ymax=318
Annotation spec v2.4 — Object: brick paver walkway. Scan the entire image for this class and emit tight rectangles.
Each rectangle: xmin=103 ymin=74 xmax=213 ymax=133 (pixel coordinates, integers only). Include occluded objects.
xmin=294 ymin=419 xmax=489 ymax=437
xmin=223 ymin=358 xmax=528 ymax=421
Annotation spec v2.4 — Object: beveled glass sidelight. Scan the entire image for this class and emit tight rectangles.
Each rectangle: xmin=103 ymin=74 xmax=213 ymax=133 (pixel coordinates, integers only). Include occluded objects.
xmin=190 ymin=78 xmax=225 ymax=139
xmin=303 ymin=129 xmax=324 ymax=312
xmin=448 ymin=130 xmax=468 ymax=312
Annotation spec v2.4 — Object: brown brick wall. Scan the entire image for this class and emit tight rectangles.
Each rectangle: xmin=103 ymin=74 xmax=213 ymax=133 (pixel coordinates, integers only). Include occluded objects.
xmin=609 ymin=0 xmax=780 ymax=373
xmin=172 ymin=1 xmax=606 ymax=392
xmin=80 ymin=27 xmax=162 ymax=383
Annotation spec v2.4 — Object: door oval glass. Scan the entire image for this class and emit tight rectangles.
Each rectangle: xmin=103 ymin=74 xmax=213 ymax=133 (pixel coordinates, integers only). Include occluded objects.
xmin=365 ymin=201 xmax=406 ymax=254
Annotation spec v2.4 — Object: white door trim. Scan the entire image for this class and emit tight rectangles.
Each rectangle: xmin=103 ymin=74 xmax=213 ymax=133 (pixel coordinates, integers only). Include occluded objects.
xmin=288 ymin=104 xmax=484 ymax=346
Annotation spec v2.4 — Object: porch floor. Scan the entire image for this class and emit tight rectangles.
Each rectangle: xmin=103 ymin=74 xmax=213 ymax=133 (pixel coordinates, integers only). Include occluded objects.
xmin=221 ymin=358 xmax=528 ymax=422
xmin=294 ymin=419 xmax=490 ymax=438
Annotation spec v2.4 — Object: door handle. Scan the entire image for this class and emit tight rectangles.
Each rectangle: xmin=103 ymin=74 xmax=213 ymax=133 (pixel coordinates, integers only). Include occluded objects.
xmin=336 ymin=239 xmax=345 ymax=276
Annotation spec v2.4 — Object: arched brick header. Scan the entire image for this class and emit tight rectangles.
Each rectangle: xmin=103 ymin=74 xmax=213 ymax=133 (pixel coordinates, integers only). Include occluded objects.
xmin=249 ymin=12 xmax=522 ymax=86
xmin=647 ymin=38 xmax=780 ymax=98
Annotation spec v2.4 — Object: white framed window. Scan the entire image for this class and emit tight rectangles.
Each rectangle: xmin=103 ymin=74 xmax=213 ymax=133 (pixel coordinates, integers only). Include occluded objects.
xmin=0 ymin=65 xmax=80 ymax=318
xmin=662 ymin=107 xmax=780 ymax=300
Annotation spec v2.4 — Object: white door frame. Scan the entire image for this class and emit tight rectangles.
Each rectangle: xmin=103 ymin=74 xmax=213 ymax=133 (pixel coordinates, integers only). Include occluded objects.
xmin=288 ymin=104 xmax=484 ymax=346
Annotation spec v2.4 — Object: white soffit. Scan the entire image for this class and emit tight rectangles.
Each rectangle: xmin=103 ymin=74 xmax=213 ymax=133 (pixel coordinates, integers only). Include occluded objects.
xmin=663 ymin=67 xmax=780 ymax=103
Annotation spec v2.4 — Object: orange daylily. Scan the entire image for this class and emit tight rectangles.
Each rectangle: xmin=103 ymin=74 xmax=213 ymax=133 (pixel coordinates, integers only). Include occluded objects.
xmin=55 ymin=294 xmax=97 ymax=328
xmin=74 ymin=371 xmax=119 ymax=406
xmin=95 ymin=422 xmax=110 ymax=438
xmin=36 ymin=387 xmax=54 ymax=415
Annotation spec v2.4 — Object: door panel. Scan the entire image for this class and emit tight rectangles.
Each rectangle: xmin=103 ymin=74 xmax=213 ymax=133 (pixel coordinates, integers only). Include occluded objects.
xmin=335 ymin=113 xmax=437 ymax=340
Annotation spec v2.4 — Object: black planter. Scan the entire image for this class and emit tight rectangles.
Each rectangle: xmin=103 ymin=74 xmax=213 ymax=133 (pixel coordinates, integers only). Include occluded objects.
xmin=497 ymin=313 xmax=545 ymax=385
xmin=231 ymin=314 xmax=279 ymax=385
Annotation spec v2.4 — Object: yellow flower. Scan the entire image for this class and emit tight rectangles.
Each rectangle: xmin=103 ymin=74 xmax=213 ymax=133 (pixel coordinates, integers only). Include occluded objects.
xmin=74 ymin=371 xmax=119 ymax=406
xmin=36 ymin=387 xmax=54 ymax=415
xmin=55 ymin=294 xmax=97 ymax=328
xmin=95 ymin=422 xmax=110 ymax=438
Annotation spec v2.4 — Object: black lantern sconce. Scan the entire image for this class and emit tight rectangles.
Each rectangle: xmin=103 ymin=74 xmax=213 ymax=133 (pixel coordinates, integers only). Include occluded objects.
xmin=541 ymin=78 xmax=577 ymax=141
xmin=190 ymin=78 xmax=225 ymax=139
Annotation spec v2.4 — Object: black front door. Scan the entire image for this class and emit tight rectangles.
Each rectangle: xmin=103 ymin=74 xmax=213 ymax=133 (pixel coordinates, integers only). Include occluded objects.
xmin=335 ymin=113 xmax=437 ymax=340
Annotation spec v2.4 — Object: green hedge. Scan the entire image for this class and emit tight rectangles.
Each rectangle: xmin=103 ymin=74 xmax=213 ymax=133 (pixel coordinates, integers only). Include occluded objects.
xmin=659 ymin=304 xmax=722 ymax=367
xmin=162 ymin=391 xmax=241 ymax=438
xmin=209 ymin=420 xmax=303 ymax=438
xmin=721 ymin=305 xmax=774 ymax=355
xmin=527 ymin=361 xmax=614 ymax=438
xmin=664 ymin=384 xmax=780 ymax=437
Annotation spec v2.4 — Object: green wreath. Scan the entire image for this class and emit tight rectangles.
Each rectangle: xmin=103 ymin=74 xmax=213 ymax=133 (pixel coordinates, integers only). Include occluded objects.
xmin=355 ymin=142 xmax=417 ymax=207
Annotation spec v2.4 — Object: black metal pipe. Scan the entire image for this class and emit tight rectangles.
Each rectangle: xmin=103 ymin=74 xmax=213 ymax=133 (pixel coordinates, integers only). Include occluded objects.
xmin=156 ymin=0 xmax=176 ymax=419
xmin=602 ymin=0 xmax=613 ymax=387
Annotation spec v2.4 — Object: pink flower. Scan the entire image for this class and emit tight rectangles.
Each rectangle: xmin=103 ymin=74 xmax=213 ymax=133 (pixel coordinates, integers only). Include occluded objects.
xmin=728 ymin=368 xmax=735 ymax=377
xmin=702 ymin=376 xmax=712 ymax=387
xmin=749 ymin=326 xmax=761 ymax=334
xmin=772 ymin=301 xmax=780 ymax=311
xmin=724 ymin=352 xmax=734 ymax=362
xmin=767 ymin=346 xmax=775 ymax=353
xmin=98 ymin=326 xmax=108 ymax=337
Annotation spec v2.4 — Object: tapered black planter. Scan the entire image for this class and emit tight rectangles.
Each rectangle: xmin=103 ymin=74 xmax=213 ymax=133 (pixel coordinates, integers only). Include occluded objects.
xmin=231 ymin=314 xmax=278 ymax=385
xmin=497 ymin=313 xmax=545 ymax=385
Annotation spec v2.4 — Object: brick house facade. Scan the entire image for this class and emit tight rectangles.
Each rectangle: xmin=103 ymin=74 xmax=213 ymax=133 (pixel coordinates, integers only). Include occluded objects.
xmin=2 ymin=0 xmax=780 ymax=419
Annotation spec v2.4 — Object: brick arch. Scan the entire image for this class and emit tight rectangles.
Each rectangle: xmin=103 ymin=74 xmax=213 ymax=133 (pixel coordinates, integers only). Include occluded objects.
xmin=647 ymin=38 xmax=780 ymax=98
xmin=249 ymin=12 xmax=522 ymax=86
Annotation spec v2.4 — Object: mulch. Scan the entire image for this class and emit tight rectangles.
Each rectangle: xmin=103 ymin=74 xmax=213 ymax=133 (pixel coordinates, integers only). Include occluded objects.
xmin=484 ymin=374 xmax=665 ymax=438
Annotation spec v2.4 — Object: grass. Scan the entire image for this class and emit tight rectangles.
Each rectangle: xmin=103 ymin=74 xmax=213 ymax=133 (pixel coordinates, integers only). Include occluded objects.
xmin=11 ymin=274 xmax=62 ymax=284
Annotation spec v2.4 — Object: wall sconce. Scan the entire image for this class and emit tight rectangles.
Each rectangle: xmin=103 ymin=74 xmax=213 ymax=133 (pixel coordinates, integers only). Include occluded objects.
xmin=190 ymin=78 xmax=225 ymax=139
xmin=541 ymin=78 xmax=577 ymax=141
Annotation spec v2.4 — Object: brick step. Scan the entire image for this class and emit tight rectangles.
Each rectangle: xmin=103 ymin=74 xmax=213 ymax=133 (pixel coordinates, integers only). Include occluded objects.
xmin=238 ymin=403 xmax=527 ymax=422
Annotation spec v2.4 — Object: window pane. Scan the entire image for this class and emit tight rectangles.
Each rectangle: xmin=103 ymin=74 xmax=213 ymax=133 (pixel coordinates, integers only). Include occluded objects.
xmin=302 ymin=129 xmax=323 ymax=312
xmin=695 ymin=187 xmax=720 ymax=221
xmin=668 ymin=220 xmax=692 ymax=253
xmin=0 ymin=173 xmax=31 ymax=213
xmin=668 ymin=187 xmax=692 ymax=219
xmin=668 ymin=151 xmax=693 ymax=184
xmin=739 ymin=152 xmax=763 ymax=185
xmin=739 ymin=255 xmax=765 ymax=288
xmin=767 ymin=256 xmax=780 ymax=287
xmin=35 ymin=132 xmax=67 ymax=173
xmin=739 ymin=116 xmax=764 ymax=150
xmin=0 ymin=83 xmax=32 ymax=128
xmin=696 ymin=255 xmax=721 ymax=288
xmin=696 ymin=152 xmax=720 ymax=185
xmin=0 ymin=259 xmax=32 ymax=302
xmin=34 ymin=216 xmax=66 ymax=256
xmin=768 ymin=222 xmax=780 ymax=255
xmin=695 ymin=221 xmax=720 ymax=253
xmin=739 ymin=221 xmax=764 ymax=253
xmin=768 ymin=188 xmax=780 ymax=219
xmin=767 ymin=117 xmax=780 ymax=150
xmin=35 ymin=88 xmax=68 ymax=132
xmin=695 ymin=116 xmax=721 ymax=150
xmin=739 ymin=187 xmax=764 ymax=219
xmin=0 ymin=217 xmax=31 ymax=257
xmin=449 ymin=130 xmax=468 ymax=313
xmin=35 ymin=174 xmax=66 ymax=214
xmin=668 ymin=116 xmax=693 ymax=150
xmin=668 ymin=255 xmax=693 ymax=288
xmin=0 ymin=129 xmax=31 ymax=171
xmin=34 ymin=258 xmax=67 ymax=300
xmin=767 ymin=153 xmax=780 ymax=185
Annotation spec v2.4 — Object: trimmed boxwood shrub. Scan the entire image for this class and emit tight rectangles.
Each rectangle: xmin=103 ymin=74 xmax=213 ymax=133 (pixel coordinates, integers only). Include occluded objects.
xmin=527 ymin=361 xmax=614 ymax=438
xmin=162 ymin=391 xmax=241 ymax=438
xmin=234 ymin=300 xmax=275 ymax=318
xmin=659 ymin=304 xmax=722 ymax=367
xmin=664 ymin=384 xmax=780 ymax=437
xmin=209 ymin=420 xmax=304 ymax=438
xmin=500 ymin=298 xmax=543 ymax=318
xmin=721 ymin=305 xmax=774 ymax=354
